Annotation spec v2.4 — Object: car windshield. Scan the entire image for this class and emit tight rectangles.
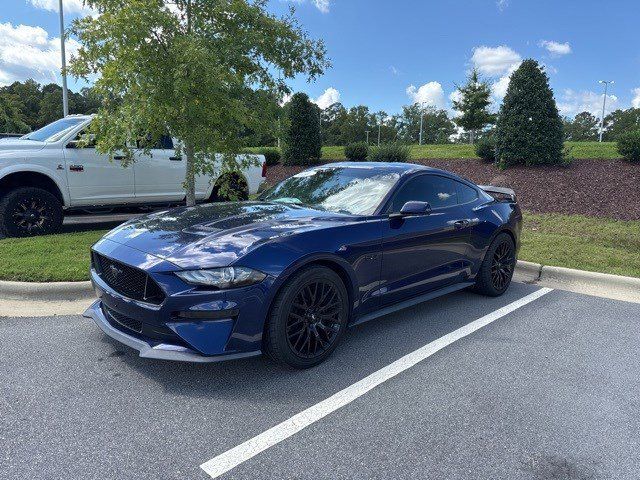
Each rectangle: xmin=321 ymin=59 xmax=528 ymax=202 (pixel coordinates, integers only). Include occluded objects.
xmin=260 ymin=167 xmax=400 ymax=215
xmin=21 ymin=117 xmax=86 ymax=142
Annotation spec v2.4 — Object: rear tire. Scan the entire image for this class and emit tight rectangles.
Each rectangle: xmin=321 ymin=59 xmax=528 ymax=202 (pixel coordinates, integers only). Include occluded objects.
xmin=0 ymin=187 xmax=63 ymax=237
xmin=210 ymin=173 xmax=249 ymax=202
xmin=264 ymin=266 xmax=349 ymax=369
xmin=472 ymin=232 xmax=516 ymax=296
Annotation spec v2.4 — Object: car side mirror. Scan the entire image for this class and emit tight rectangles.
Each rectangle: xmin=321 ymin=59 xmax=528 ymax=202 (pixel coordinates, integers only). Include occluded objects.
xmin=390 ymin=201 xmax=432 ymax=220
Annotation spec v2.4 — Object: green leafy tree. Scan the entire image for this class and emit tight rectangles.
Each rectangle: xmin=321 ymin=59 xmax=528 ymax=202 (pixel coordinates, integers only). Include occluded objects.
xmin=320 ymin=102 xmax=347 ymax=145
xmin=397 ymin=104 xmax=455 ymax=144
xmin=495 ymin=59 xmax=564 ymax=167
xmin=70 ymin=0 xmax=328 ymax=206
xmin=603 ymin=108 xmax=640 ymax=141
xmin=0 ymin=94 xmax=29 ymax=134
xmin=451 ymin=69 xmax=495 ymax=144
xmin=1 ymin=80 xmax=42 ymax=129
xmin=283 ymin=92 xmax=322 ymax=164
xmin=563 ymin=111 xmax=599 ymax=141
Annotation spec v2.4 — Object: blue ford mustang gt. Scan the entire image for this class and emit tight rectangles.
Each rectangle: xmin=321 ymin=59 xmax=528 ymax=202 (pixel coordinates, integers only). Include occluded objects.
xmin=84 ymin=162 xmax=521 ymax=368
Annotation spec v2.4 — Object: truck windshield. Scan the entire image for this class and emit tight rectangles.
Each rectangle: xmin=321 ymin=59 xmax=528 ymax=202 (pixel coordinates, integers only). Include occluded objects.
xmin=21 ymin=118 xmax=87 ymax=142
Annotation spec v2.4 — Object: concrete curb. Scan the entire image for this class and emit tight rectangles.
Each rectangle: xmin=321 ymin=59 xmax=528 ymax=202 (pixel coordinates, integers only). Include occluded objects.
xmin=0 ymin=279 xmax=93 ymax=301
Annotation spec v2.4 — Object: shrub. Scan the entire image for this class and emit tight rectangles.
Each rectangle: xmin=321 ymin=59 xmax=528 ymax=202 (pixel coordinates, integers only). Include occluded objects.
xmin=258 ymin=147 xmax=281 ymax=166
xmin=344 ymin=142 xmax=369 ymax=161
xmin=617 ymin=130 xmax=640 ymax=162
xmin=369 ymin=144 xmax=410 ymax=162
xmin=495 ymin=59 xmax=564 ymax=167
xmin=283 ymin=92 xmax=322 ymax=165
xmin=475 ymin=136 xmax=496 ymax=162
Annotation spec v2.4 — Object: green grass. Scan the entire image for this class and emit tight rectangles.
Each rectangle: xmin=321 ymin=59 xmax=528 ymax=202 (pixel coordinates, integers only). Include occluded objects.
xmin=520 ymin=212 xmax=640 ymax=278
xmin=254 ymin=142 xmax=619 ymax=161
xmin=0 ymin=211 xmax=638 ymax=282
xmin=0 ymin=230 xmax=108 ymax=282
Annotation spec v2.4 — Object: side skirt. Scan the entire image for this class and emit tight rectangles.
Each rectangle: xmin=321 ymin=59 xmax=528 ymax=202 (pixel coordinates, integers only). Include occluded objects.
xmin=350 ymin=281 xmax=475 ymax=327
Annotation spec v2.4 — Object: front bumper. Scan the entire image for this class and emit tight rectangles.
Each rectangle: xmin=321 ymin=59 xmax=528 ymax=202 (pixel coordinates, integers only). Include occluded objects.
xmin=83 ymin=300 xmax=261 ymax=363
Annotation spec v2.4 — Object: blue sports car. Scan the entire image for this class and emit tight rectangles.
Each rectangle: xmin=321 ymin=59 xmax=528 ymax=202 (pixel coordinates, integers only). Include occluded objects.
xmin=84 ymin=162 xmax=521 ymax=368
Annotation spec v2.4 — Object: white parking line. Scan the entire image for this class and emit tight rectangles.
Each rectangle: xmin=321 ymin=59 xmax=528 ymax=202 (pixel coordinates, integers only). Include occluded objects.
xmin=200 ymin=287 xmax=553 ymax=478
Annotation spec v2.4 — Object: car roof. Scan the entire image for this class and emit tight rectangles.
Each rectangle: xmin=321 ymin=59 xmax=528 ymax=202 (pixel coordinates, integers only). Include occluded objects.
xmin=312 ymin=162 xmax=452 ymax=178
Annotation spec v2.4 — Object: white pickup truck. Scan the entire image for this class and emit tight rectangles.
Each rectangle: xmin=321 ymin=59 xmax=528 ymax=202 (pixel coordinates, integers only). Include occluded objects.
xmin=0 ymin=115 xmax=266 ymax=237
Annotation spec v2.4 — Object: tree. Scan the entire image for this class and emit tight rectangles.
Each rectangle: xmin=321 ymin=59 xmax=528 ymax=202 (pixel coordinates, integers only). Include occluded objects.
xmin=603 ymin=108 xmax=640 ymax=141
xmin=451 ymin=69 xmax=495 ymax=144
xmin=495 ymin=59 xmax=564 ymax=166
xmin=563 ymin=111 xmax=599 ymax=141
xmin=0 ymin=94 xmax=29 ymax=134
xmin=397 ymin=104 xmax=455 ymax=144
xmin=283 ymin=92 xmax=322 ymax=164
xmin=70 ymin=0 xmax=328 ymax=206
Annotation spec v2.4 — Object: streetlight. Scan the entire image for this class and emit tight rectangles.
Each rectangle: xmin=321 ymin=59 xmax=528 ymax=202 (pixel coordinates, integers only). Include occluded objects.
xmin=365 ymin=130 xmax=370 ymax=145
xmin=419 ymin=103 xmax=425 ymax=145
xmin=59 ymin=0 xmax=69 ymax=117
xmin=598 ymin=80 xmax=614 ymax=142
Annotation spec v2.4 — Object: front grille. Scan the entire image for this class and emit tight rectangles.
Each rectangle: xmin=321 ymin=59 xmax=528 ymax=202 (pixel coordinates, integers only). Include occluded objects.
xmin=92 ymin=252 xmax=165 ymax=304
xmin=103 ymin=305 xmax=143 ymax=333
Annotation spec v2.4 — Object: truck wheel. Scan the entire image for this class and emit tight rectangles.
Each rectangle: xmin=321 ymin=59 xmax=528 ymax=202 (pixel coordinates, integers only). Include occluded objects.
xmin=209 ymin=173 xmax=249 ymax=202
xmin=0 ymin=187 xmax=63 ymax=237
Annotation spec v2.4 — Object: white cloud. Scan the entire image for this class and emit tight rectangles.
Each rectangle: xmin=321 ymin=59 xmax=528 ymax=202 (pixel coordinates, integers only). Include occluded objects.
xmin=313 ymin=87 xmax=340 ymax=109
xmin=557 ymin=89 xmax=619 ymax=118
xmin=0 ymin=22 xmax=81 ymax=86
xmin=284 ymin=0 xmax=331 ymax=13
xmin=28 ymin=0 xmax=96 ymax=16
xmin=632 ymin=88 xmax=640 ymax=109
xmin=496 ymin=0 xmax=509 ymax=11
xmin=389 ymin=65 xmax=400 ymax=76
xmin=539 ymin=40 xmax=572 ymax=56
xmin=406 ymin=81 xmax=446 ymax=109
xmin=471 ymin=45 xmax=521 ymax=76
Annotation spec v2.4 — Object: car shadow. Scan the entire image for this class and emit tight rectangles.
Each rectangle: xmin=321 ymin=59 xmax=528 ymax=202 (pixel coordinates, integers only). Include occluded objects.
xmin=106 ymin=282 xmax=538 ymax=403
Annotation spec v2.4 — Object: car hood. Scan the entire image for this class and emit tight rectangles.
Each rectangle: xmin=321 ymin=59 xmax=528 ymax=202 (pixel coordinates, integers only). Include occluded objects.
xmin=0 ymin=138 xmax=46 ymax=152
xmin=101 ymin=201 xmax=357 ymax=269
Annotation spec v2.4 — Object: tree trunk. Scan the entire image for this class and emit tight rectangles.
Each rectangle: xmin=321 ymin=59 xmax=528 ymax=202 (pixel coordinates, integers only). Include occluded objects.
xmin=184 ymin=141 xmax=196 ymax=207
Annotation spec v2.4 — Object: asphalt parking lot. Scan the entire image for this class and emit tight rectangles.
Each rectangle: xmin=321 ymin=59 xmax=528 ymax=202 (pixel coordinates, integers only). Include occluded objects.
xmin=2 ymin=282 xmax=639 ymax=480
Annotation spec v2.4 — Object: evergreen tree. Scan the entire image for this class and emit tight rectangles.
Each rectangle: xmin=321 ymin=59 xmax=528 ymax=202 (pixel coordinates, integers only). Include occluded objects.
xmin=496 ymin=59 xmax=564 ymax=166
xmin=452 ymin=69 xmax=495 ymax=144
xmin=283 ymin=93 xmax=322 ymax=165
xmin=563 ymin=111 xmax=598 ymax=141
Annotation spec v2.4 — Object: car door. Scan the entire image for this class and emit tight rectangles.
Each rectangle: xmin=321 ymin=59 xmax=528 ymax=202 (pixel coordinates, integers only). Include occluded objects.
xmin=379 ymin=174 xmax=472 ymax=306
xmin=133 ymin=135 xmax=185 ymax=203
xmin=64 ymin=132 xmax=135 ymax=206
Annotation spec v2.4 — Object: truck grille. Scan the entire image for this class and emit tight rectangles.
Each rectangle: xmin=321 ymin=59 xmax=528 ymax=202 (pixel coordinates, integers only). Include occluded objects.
xmin=103 ymin=304 xmax=143 ymax=334
xmin=92 ymin=252 xmax=165 ymax=305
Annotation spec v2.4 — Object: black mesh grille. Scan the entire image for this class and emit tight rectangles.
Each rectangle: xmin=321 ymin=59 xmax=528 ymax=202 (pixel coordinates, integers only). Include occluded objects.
xmin=92 ymin=252 xmax=165 ymax=304
xmin=103 ymin=304 xmax=143 ymax=333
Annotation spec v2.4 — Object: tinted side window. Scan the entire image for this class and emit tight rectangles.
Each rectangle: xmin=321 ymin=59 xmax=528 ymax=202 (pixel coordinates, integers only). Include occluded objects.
xmin=457 ymin=181 xmax=478 ymax=204
xmin=388 ymin=175 xmax=459 ymax=212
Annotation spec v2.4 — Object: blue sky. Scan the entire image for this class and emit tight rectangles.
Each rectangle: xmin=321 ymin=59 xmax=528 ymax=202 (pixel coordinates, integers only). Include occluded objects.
xmin=2 ymin=0 xmax=639 ymax=118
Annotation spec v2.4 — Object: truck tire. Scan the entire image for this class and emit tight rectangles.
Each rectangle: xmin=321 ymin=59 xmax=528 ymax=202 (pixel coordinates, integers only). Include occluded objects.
xmin=0 ymin=187 xmax=63 ymax=237
xmin=209 ymin=173 xmax=249 ymax=202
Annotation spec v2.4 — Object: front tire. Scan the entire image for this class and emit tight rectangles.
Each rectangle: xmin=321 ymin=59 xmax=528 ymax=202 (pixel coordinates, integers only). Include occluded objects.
xmin=0 ymin=187 xmax=63 ymax=237
xmin=472 ymin=232 xmax=516 ymax=296
xmin=264 ymin=266 xmax=349 ymax=369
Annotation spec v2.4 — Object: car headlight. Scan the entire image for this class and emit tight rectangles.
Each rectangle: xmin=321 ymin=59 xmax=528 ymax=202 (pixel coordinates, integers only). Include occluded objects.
xmin=175 ymin=267 xmax=266 ymax=289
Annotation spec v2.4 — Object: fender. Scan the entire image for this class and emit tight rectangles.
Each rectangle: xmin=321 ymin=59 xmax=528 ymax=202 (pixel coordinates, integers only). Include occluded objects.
xmin=0 ymin=164 xmax=70 ymax=207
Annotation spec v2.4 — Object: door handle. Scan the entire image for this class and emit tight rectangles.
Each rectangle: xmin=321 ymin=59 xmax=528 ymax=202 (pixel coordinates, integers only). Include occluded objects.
xmin=169 ymin=156 xmax=182 ymax=161
xmin=69 ymin=164 xmax=84 ymax=172
xmin=453 ymin=219 xmax=470 ymax=229
xmin=113 ymin=155 xmax=125 ymax=161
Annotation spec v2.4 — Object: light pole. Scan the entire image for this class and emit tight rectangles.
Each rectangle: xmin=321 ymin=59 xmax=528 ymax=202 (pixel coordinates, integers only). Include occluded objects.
xmin=419 ymin=103 xmax=425 ymax=145
xmin=598 ymin=80 xmax=614 ymax=142
xmin=58 ymin=0 xmax=69 ymax=117
xmin=377 ymin=123 xmax=381 ymax=146
xmin=365 ymin=130 xmax=370 ymax=145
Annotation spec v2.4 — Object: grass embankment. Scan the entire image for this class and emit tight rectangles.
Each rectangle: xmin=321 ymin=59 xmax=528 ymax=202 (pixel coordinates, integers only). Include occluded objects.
xmin=322 ymin=141 xmax=618 ymax=160
xmin=0 ymin=212 xmax=638 ymax=282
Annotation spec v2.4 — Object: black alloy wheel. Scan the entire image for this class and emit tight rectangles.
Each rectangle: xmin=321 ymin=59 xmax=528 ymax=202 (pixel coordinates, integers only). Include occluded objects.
xmin=264 ymin=266 xmax=349 ymax=368
xmin=472 ymin=232 xmax=516 ymax=296
xmin=286 ymin=280 xmax=343 ymax=358
xmin=0 ymin=187 xmax=63 ymax=237
xmin=490 ymin=239 xmax=515 ymax=291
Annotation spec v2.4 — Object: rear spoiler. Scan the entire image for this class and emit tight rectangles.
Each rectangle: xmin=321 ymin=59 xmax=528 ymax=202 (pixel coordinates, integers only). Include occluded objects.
xmin=478 ymin=185 xmax=517 ymax=202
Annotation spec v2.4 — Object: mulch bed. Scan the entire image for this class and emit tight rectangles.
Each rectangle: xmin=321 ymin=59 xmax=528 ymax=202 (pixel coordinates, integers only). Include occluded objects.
xmin=265 ymin=159 xmax=640 ymax=221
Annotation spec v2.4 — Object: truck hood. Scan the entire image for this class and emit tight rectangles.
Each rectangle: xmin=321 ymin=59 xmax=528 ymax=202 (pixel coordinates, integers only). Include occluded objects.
xmin=0 ymin=138 xmax=46 ymax=152
xmin=100 ymin=201 xmax=358 ymax=269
